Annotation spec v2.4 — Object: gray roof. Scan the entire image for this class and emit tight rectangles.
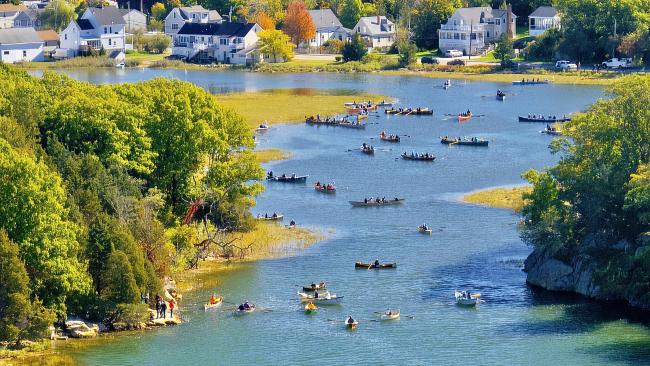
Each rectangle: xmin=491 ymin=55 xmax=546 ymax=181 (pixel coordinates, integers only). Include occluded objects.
xmin=308 ymin=9 xmax=341 ymax=29
xmin=356 ymin=16 xmax=394 ymax=35
xmin=208 ymin=10 xmax=222 ymax=22
xmin=453 ymin=7 xmax=516 ymax=23
xmin=180 ymin=5 xmax=208 ymax=13
xmin=89 ymin=7 xmax=126 ymax=25
xmin=529 ymin=6 xmax=558 ymax=18
xmin=0 ymin=27 xmax=42 ymax=44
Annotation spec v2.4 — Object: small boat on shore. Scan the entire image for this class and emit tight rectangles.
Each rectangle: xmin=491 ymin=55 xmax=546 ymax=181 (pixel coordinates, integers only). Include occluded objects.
xmin=304 ymin=302 xmax=318 ymax=315
xmin=385 ymin=107 xmax=433 ymax=116
xmin=234 ymin=302 xmax=256 ymax=315
xmin=454 ymin=291 xmax=481 ymax=307
xmin=360 ymin=143 xmax=374 ymax=155
xmin=302 ymin=282 xmax=326 ymax=292
xmin=519 ymin=115 xmax=571 ymax=123
xmin=418 ymin=225 xmax=432 ymax=235
xmin=204 ymin=296 xmax=223 ymax=310
xmin=349 ymin=198 xmax=404 ymax=207
xmin=401 ymin=152 xmax=435 ymax=161
xmin=257 ymin=213 xmax=283 ymax=221
xmin=314 ymin=182 xmax=336 ymax=193
xmin=380 ymin=309 xmax=400 ymax=321
xmin=355 ymin=261 xmax=397 ymax=269
xmin=512 ymin=79 xmax=550 ymax=85
xmin=298 ymin=291 xmax=343 ymax=305
xmin=267 ymin=172 xmax=308 ymax=183
xmin=379 ymin=131 xmax=400 ymax=143
xmin=440 ymin=137 xmax=489 ymax=147
xmin=345 ymin=316 xmax=358 ymax=329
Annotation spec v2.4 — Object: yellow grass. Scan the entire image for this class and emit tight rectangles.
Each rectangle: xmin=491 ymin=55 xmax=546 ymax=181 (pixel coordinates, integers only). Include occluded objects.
xmin=216 ymin=89 xmax=388 ymax=128
xmin=462 ymin=186 xmax=533 ymax=212
xmin=254 ymin=148 xmax=292 ymax=163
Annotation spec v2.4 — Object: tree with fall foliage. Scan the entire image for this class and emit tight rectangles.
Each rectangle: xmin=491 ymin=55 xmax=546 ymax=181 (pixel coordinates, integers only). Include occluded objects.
xmin=282 ymin=0 xmax=316 ymax=45
xmin=254 ymin=11 xmax=276 ymax=30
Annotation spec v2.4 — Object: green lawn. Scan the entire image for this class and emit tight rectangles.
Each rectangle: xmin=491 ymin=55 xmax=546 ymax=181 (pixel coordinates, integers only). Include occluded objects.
xmin=516 ymin=24 xmax=529 ymax=39
xmin=125 ymin=51 xmax=169 ymax=62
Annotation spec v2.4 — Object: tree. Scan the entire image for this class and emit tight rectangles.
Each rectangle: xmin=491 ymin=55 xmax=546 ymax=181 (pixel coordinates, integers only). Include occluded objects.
xmin=258 ymin=29 xmax=295 ymax=62
xmin=151 ymin=2 xmax=166 ymax=20
xmin=101 ymin=251 xmax=140 ymax=305
xmin=339 ymin=0 xmax=363 ymax=28
xmin=282 ymin=0 xmax=316 ymax=45
xmin=254 ymin=11 xmax=276 ymax=30
xmin=494 ymin=33 xmax=514 ymax=67
xmin=398 ymin=41 xmax=417 ymax=67
xmin=39 ymin=0 xmax=77 ymax=32
xmin=342 ymin=33 xmax=367 ymax=61
xmin=144 ymin=34 xmax=171 ymax=53
xmin=412 ymin=0 xmax=459 ymax=49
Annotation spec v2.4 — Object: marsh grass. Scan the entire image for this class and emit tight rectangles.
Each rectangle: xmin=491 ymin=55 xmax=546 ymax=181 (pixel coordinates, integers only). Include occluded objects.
xmin=254 ymin=148 xmax=292 ymax=163
xmin=462 ymin=186 xmax=532 ymax=212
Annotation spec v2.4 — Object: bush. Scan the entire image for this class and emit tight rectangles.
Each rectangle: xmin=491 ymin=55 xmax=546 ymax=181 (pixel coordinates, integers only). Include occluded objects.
xmin=342 ymin=34 xmax=367 ymax=62
xmin=322 ymin=39 xmax=344 ymax=54
xmin=523 ymin=28 xmax=562 ymax=61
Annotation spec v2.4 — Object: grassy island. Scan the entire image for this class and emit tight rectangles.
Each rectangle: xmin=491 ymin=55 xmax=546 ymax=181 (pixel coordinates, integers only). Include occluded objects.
xmin=462 ymin=186 xmax=532 ymax=212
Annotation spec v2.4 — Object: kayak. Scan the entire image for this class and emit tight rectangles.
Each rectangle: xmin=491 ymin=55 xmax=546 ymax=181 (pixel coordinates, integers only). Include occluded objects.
xmin=380 ymin=309 xmax=400 ymax=321
xmin=418 ymin=226 xmax=432 ymax=235
xmin=204 ymin=296 xmax=223 ymax=310
xmin=234 ymin=304 xmax=256 ymax=315
xmin=304 ymin=302 xmax=318 ymax=315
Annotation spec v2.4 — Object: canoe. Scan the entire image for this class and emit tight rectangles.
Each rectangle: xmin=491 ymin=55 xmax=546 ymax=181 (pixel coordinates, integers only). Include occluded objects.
xmin=355 ymin=261 xmax=397 ymax=269
xmin=418 ymin=226 xmax=432 ymax=235
xmin=379 ymin=133 xmax=400 ymax=143
xmin=302 ymin=283 xmax=326 ymax=292
xmin=345 ymin=317 xmax=358 ymax=329
xmin=380 ymin=309 xmax=400 ymax=321
xmin=298 ymin=291 xmax=343 ymax=305
xmin=267 ymin=175 xmax=308 ymax=183
xmin=457 ymin=113 xmax=472 ymax=122
xmin=349 ymin=199 xmax=404 ymax=207
xmin=338 ymin=122 xmax=366 ymax=129
xmin=304 ymin=302 xmax=318 ymax=314
xmin=257 ymin=214 xmax=283 ymax=221
xmin=401 ymin=154 xmax=435 ymax=161
xmin=315 ymin=185 xmax=336 ymax=194
xmin=234 ymin=304 xmax=256 ymax=315
xmin=385 ymin=108 xmax=433 ymax=116
xmin=512 ymin=80 xmax=550 ymax=85
xmin=347 ymin=105 xmax=377 ymax=113
xmin=454 ymin=291 xmax=480 ymax=306
xmin=360 ymin=145 xmax=374 ymax=155
xmin=204 ymin=297 xmax=223 ymax=310
xmin=519 ymin=116 xmax=571 ymax=123
xmin=440 ymin=138 xmax=489 ymax=147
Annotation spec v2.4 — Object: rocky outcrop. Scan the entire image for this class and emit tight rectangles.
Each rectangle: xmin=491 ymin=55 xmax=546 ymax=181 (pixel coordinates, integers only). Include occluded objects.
xmin=65 ymin=320 xmax=99 ymax=338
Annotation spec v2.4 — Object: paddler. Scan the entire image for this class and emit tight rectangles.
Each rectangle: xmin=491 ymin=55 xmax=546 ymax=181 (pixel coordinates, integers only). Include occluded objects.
xmin=209 ymin=294 xmax=217 ymax=305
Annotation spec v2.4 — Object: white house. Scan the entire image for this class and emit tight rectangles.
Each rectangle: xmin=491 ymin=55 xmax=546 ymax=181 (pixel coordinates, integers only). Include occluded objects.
xmin=438 ymin=6 xmax=516 ymax=55
xmin=352 ymin=16 xmax=395 ymax=50
xmin=0 ymin=3 xmax=27 ymax=28
xmin=117 ymin=8 xmax=147 ymax=32
xmin=0 ymin=27 xmax=44 ymax=63
xmin=165 ymin=5 xmax=222 ymax=36
xmin=304 ymin=9 xmax=349 ymax=48
xmin=13 ymin=8 xmax=42 ymax=28
xmin=528 ymin=6 xmax=560 ymax=36
xmin=59 ymin=7 xmax=132 ymax=57
xmin=172 ymin=22 xmax=261 ymax=65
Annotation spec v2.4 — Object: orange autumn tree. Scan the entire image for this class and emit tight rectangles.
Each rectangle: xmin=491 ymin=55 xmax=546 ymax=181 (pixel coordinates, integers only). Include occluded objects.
xmin=282 ymin=0 xmax=316 ymax=45
xmin=255 ymin=11 xmax=276 ymax=30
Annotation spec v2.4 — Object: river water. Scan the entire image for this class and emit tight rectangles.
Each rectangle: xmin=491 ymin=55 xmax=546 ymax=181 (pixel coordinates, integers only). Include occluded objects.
xmin=49 ymin=69 xmax=650 ymax=365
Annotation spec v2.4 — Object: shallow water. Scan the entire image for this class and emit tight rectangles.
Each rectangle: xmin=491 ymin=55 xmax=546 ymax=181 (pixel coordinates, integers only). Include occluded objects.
xmin=51 ymin=70 xmax=650 ymax=365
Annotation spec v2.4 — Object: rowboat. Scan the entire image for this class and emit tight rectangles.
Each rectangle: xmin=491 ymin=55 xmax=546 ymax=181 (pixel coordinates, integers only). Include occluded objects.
xmin=377 ymin=101 xmax=393 ymax=107
xmin=257 ymin=214 xmax=283 ymax=221
xmin=304 ymin=302 xmax=318 ymax=315
xmin=255 ymin=124 xmax=269 ymax=132
xmin=349 ymin=198 xmax=404 ymax=207
xmin=338 ymin=121 xmax=366 ymax=129
xmin=345 ymin=316 xmax=358 ymax=329
xmin=347 ymin=104 xmax=377 ymax=113
xmin=457 ymin=113 xmax=472 ymax=122
xmin=519 ymin=115 xmax=571 ymax=123
xmin=379 ymin=132 xmax=400 ymax=143
xmin=401 ymin=153 xmax=435 ymax=161
xmin=302 ymin=282 xmax=326 ymax=292
xmin=234 ymin=303 xmax=256 ymax=315
xmin=512 ymin=79 xmax=550 ymax=85
xmin=360 ymin=143 xmax=374 ymax=155
xmin=385 ymin=108 xmax=433 ymax=116
xmin=267 ymin=173 xmax=308 ymax=183
xmin=418 ymin=225 xmax=432 ymax=235
xmin=204 ymin=296 xmax=223 ymax=310
xmin=541 ymin=127 xmax=562 ymax=135
xmin=454 ymin=291 xmax=481 ymax=306
xmin=298 ymin=291 xmax=343 ymax=305
xmin=440 ymin=137 xmax=489 ymax=147
xmin=380 ymin=309 xmax=400 ymax=321
xmin=314 ymin=183 xmax=336 ymax=193
xmin=355 ymin=261 xmax=397 ymax=269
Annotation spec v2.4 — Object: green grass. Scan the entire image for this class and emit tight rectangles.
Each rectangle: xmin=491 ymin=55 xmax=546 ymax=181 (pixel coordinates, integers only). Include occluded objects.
xmin=462 ymin=186 xmax=532 ymax=212
xmin=516 ymin=24 xmax=529 ymax=39
xmin=216 ymin=89 xmax=388 ymax=128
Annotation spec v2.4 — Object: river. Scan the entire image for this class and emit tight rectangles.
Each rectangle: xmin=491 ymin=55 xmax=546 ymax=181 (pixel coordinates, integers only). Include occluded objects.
xmin=49 ymin=69 xmax=650 ymax=365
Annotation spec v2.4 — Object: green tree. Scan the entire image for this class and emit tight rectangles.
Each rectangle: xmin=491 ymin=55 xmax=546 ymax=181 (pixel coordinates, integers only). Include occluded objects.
xmin=258 ymin=29 xmax=295 ymax=62
xmin=342 ymin=33 xmax=367 ymax=61
xmin=412 ymin=0 xmax=459 ymax=49
xmin=101 ymin=251 xmax=140 ymax=305
xmin=339 ymin=0 xmax=363 ymax=28
xmin=39 ymin=0 xmax=77 ymax=32
xmin=494 ymin=33 xmax=514 ymax=67
xmin=398 ymin=41 xmax=418 ymax=67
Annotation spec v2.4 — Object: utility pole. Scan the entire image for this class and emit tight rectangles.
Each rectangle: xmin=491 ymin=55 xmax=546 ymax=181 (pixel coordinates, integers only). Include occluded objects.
xmin=613 ymin=18 xmax=617 ymax=58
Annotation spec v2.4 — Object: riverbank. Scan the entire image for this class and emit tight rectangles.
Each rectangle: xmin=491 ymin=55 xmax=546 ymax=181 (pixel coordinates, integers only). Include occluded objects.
xmin=461 ymin=186 xmax=531 ymax=212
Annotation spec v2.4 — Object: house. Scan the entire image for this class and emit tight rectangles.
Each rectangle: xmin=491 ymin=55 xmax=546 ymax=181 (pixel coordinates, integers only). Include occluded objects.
xmin=0 ymin=27 xmax=44 ymax=63
xmin=438 ymin=6 xmax=516 ymax=56
xmin=13 ymin=8 xmax=42 ymax=28
xmin=59 ymin=7 xmax=132 ymax=57
xmin=352 ymin=16 xmax=395 ymax=50
xmin=528 ymin=6 xmax=560 ymax=36
xmin=305 ymin=9 xmax=349 ymax=48
xmin=0 ymin=3 xmax=27 ymax=28
xmin=117 ymin=8 xmax=147 ymax=32
xmin=37 ymin=29 xmax=58 ymax=56
xmin=165 ymin=5 xmax=222 ymax=36
xmin=171 ymin=22 xmax=261 ymax=65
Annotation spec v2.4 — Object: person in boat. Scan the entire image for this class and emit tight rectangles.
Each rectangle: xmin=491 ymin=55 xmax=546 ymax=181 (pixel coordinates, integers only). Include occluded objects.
xmin=238 ymin=303 xmax=245 ymax=311
xmin=264 ymin=213 xmax=268 ymax=219
xmin=209 ymin=294 xmax=218 ymax=304
xmin=394 ymin=197 xmax=399 ymax=201
xmin=289 ymin=220 xmax=296 ymax=226
xmin=243 ymin=301 xmax=251 ymax=310
xmin=315 ymin=181 xmax=321 ymax=187
xmin=386 ymin=309 xmax=392 ymax=316
xmin=374 ymin=259 xmax=380 ymax=267
xmin=291 ymin=173 xmax=296 ymax=178
xmin=268 ymin=171 xmax=273 ymax=178
xmin=364 ymin=198 xmax=368 ymax=204
xmin=272 ymin=212 xmax=277 ymax=218
xmin=281 ymin=173 xmax=286 ymax=178
xmin=347 ymin=315 xmax=355 ymax=324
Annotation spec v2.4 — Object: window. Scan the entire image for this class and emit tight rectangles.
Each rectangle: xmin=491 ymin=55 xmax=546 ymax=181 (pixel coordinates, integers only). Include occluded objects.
xmin=172 ymin=23 xmax=178 ymax=30
xmin=109 ymin=26 xmax=112 ymax=33
xmin=108 ymin=38 xmax=112 ymax=45
xmin=202 ymin=13 xmax=207 ymax=18
xmin=496 ymin=19 xmax=500 ymax=25
xmin=64 ymin=34 xmax=67 ymax=40
xmin=3 ymin=51 xmax=8 ymax=55
xmin=23 ymin=50 xmax=26 ymax=57
xmin=104 ymin=27 xmax=107 ymax=34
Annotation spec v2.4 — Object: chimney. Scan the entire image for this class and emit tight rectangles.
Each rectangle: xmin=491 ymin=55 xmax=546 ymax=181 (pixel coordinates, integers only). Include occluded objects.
xmin=506 ymin=3 xmax=513 ymax=39
xmin=376 ymin=15 xmax=380 ymax=25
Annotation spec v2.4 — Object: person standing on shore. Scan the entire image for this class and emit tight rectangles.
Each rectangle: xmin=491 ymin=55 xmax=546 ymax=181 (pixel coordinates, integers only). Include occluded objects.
xmin=155 ymin=297 xmax=161 ymax=318
xmin=169 ymin=299 xmax=175 ymax=318
xmin=161 ymin=300 xmax=167 ymax=319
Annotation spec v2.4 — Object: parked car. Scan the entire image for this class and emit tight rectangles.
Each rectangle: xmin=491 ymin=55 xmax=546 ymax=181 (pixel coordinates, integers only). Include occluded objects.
xmin=448 ymin=59 xmax=466 ymax=66
xmin=421 ymin=56 xmax=438 ymax=64
xmin=555 ymin=60 xmax=578 ymax=71
xmin=601 ymin=58 xmax=633 ymax=69
xmin=444 ymin=49 xmax=463 ymax=58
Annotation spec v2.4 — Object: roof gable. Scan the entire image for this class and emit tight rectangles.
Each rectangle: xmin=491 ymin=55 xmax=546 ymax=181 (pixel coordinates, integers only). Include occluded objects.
xmin=355 ymin=16 xmax=394 ymax=34
xmin=308 ymin=9 xmax=342 ymax=29
xmin=76 ymin=18 xmax=94 ymax=30
xmin=88 ymin=7 xmax=126 ymax=26
xmin=529 ymin=6 xmax=558 ymax=18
